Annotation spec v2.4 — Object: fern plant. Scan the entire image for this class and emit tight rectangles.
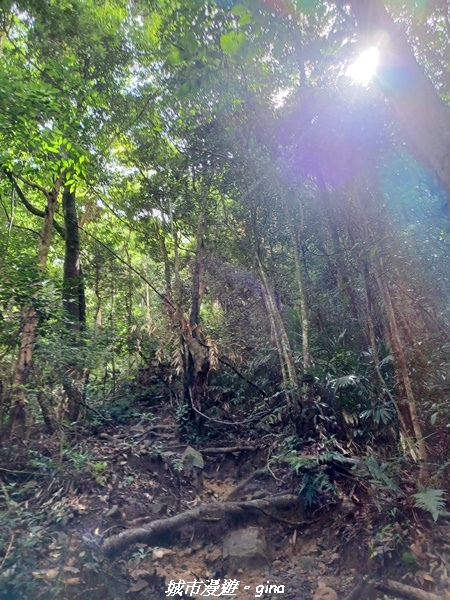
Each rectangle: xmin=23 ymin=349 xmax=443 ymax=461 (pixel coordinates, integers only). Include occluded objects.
xmin=299 ymin=471 xmax=336 ymax=509
xmin=413 ymin=489 xmax=449 ymax=522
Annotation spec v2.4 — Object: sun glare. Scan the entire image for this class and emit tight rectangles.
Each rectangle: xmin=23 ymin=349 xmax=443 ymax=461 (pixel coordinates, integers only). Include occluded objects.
xmin=346 ymin=47 xmax=380 ymax=83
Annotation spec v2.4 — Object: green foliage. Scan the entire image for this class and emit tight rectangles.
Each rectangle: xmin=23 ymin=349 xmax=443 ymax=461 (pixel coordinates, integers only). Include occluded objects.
xmin=220 ymin=31 xmax=246 ymax=57
xmin=362 ymin=457 xmax=403 ymax=497
xmin=360 ymin=400 xmax=396 ymax=426
xmin=0 ymin=506 xmax=49 ymax=599
xmin=298 ymin=471 xmax=336 ymax=510
xmin=284 ymin=451 xmax=316 ymax=473
xmin=0 ymin=0 xmax=449 ymax=493
xmin=413 ymin=489 xmax=449 ymax=522
xmin=369 ymin=522 xmax=404 ymax=563
xmin=282 ymin=450 xmax=338 ymax=509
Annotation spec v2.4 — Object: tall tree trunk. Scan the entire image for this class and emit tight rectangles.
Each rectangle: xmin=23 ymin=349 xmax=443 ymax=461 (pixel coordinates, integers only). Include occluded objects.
xmin=93 ymin=260 xmax=102 ymax=334
xmin=256 ymin=255 xmax=299 ymax=413
xmin=62 ymin=187 xmax=87 ymax=424
xmin=278 ymin=183 xmax=312 ymax=373
xmin=360 ymin=254 xmax=417 ymax=457
xmin=373 ymin=253 xmax=428 ymax=480
xmin=62 ymin=188 xmax=85 ymax=328
xmin=318 ymin=173 xmax=362 ymax=327
xmin=10 ymin=184 xmax=60 ymax=436
xmin=290 ymin=199 xmax=312 ymax=372
xmin=258 ymin=260 xmax=291 ymax=393
xmin=346 ymin=0 xmax=450 ymax=215
xmin=182 ymin=181 xmax=210 ymax=424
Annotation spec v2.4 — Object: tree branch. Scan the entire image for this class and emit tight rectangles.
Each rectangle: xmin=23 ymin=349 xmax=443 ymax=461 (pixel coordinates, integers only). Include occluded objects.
xmin=14 ymin=172 xmax=49 ymax=196
xmin=2 ymin=168 xmax=66 ymax=239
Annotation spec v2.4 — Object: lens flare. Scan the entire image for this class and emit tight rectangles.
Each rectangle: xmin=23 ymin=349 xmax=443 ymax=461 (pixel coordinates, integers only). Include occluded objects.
xmin=346 ymin=47 xmax=380 ymax=83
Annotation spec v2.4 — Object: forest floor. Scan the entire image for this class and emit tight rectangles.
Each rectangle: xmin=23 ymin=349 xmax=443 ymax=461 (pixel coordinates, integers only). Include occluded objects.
xmin=1 ymin=397 xmax=450 ymax=600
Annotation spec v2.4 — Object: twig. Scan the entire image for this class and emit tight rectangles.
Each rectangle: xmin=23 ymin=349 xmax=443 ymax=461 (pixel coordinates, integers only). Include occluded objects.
xmin=189 ymin=395 xmax=272 ymax=426
xmin=196 ymin=341 xmax=266 ymax=396
xmin=0 ymin=534 xmax=14 ymax=569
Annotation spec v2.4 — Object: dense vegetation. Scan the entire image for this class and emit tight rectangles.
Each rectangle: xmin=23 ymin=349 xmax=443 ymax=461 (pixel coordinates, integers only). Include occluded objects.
xmin=2 ymin=0 xmax=450 ymax=560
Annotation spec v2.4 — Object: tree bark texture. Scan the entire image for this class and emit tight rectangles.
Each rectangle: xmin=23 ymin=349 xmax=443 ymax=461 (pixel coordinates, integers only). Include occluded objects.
xmin=62 ymin=187 xmax=85 ymax=328
xmin=10 ymin=185 xmax=60 ymax=436
xmin=62 ymin=187 xmax=87 ymax=424
xmin=177 ymin=180 xmax=211 ymax=424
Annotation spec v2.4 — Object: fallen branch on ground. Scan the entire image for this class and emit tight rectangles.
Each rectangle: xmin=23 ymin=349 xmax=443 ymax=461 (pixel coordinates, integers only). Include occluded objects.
xmin=201 ymin=446 xmax=257 ymax=454
xmin=102 ymin=494 xmax=299 ymax=557
xmin=376 ymin=579 xmax=443 ymax=600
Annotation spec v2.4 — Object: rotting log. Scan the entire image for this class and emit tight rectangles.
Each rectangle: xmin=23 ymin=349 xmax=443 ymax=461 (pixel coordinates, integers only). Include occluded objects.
xmin=102 ymin=494 xmax=299 ymax=557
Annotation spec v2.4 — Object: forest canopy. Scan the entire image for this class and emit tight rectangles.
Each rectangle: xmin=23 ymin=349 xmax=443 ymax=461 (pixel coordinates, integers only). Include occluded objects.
xmin=1 ymin=0 xmax=450 ymax=476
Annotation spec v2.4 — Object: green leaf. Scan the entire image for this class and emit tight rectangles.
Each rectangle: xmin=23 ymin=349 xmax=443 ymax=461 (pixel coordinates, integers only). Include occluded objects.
xmin=220 ymin=32 xmax=245 ymax=56
xmin=231 ymin=4 xmax=248 ymax=16
xmin=239 ymin=13 xmax=253 ymax=26
xmin=167 ymin=46 xmax=183 ymax=66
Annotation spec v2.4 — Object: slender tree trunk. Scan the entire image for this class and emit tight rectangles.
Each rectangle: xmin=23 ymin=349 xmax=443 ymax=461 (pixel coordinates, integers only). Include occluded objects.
xmin=373 ymin=254 xmax=428 ymax=479
xmin=182 ymin=180 xmax=210 ymax=424
xmin=10 ymin=184 xmax=60 ymax=436
xmin=256 ymin=255 xmax=299 ymax=412
xmin=346 ymin=0 xmax=450 ymax=215
xmin=278 ymin=183 xmax=312 ymax=373
xmin=259 ymin=263 xmax=291 ymax=394
xmin=248 ymin=194 xmax=299 ymax=410
xmin=318 ymin=174 xmax=361 ymax=326
xmin=62 ymin=188 xmax=85 ymax=327
xmin=360 ymin=255 xmax=417 ymax=457
xmin=159 ymin=232 xmax=172 ymax=297
xmin=37 ymin=391 xmax=55 ymax=434
xmin=169 ymin=198 xmax=182 ymax=305
xmin=290 ymin=199 xmax=312 ymax=372
xmin=62 ymin=187 xmax=87 ymax=424
xmin=94 ymin=261 xmax=102 ymax=334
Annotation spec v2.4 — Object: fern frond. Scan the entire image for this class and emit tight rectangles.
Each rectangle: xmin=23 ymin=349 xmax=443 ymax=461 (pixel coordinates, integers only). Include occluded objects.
xmin=413 ymin=489 xmax=449 ymax=522
xmin=365 ymin=457 xmax=403 ymax=496
xmin=331 ymin=375 xmax=358 ymax=390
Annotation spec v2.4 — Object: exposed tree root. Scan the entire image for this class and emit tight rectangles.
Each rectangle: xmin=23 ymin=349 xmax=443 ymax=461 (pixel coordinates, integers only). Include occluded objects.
xmin=376 ymin=579 xmax=443 ymax=600
xmin=201 ymin=446 xmax=258 ymax=454
xmin=102 ymin=494 xmax=299 ymax=557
